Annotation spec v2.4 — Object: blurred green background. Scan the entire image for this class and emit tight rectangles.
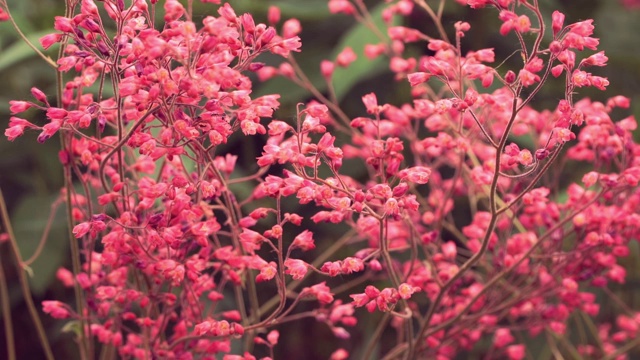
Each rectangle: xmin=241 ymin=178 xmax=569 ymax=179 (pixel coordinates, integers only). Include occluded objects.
xmin=1 ymin=0 xmax=639 ymax=358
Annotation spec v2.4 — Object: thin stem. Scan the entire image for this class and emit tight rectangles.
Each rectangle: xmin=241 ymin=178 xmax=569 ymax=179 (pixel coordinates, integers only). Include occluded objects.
xmin=62 ymin=148 xmax=91 ymax=360
xmin=1 ymin=2 xmax=58 ymax=68
xmin=57 ymin=1 xmax=91 ymax=356
xmin=378 ymin=218 xmax=414 ymax=359
xmin=99 ymin=105 xmax=161 ymax=193
xmin=414 ymin=0 xmax=450 ymax=43
xmin=579 ymin=311 xmax=604 ymax=353
xmin=352 ymin=0 xmax=388 ymax=44
xmin=363 ymin=313 xmax=391 ymax=360
xmin=287 ymin=55 xmax=353 ymax=132
xmin=23 ymin=200 xmax=62 ymax=266
xmin=258 ymin=230 xmax=355 ymax=315
xmin=0 ymin=187 xmax=54 ymax=360
xmin=410 ymin=79 xmax=526 ymax=358
xmin=602 ymin=336 xmax=640 ymax=360
xmin=421 ymin=189 xmax=605 ymax=339
xmin=0 ymin=252 xmax=16 ymax=360
xmin=545 ymin=329 xmax=565 ymax=360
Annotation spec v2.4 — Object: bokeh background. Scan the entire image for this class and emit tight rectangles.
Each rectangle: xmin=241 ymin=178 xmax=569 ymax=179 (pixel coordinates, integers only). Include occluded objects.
xmin=1 ymin=0 xmax=639 ymax=358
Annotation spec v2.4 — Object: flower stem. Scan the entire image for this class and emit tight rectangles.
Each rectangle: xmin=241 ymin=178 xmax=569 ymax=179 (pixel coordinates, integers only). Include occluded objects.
xmin=0 ymin=187 xmax=54 ymax=360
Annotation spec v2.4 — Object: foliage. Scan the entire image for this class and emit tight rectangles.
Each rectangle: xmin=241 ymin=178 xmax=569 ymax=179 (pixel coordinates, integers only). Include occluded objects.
xmin=1 ymin=0 xmax=640 ymax=359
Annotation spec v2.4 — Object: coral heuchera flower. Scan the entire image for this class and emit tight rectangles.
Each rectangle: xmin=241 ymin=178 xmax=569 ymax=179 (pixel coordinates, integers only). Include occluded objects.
xmin=2 ymin=0 xmax=637 ymax=359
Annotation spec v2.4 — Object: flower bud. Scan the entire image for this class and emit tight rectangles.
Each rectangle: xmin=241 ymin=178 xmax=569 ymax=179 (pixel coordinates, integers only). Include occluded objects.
xmin=505 ymin=70 xmax=516 ymax=84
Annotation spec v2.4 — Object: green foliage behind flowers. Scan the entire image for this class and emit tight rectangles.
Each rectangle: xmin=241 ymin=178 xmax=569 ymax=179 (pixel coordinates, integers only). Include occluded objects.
xmin=1 ymin=0 xmax=640 ymax=359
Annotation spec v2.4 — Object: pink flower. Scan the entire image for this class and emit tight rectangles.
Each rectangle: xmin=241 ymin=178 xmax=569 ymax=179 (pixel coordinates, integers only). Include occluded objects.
xmin=304 ymin=282 xmax=334 ymax=304
xmin=72 ymin=222 xmax=91 ymax=238
xmin=398 ymin=283 xmax=420 ymax=300
xmin=467 ymin=0 xmax=492 ymax=8
xmin=240 ymin=232 xmax=266 ymax=255
xmin=267 ymin=6 xmax=281 ymax=24
xmin=362 ymin=93 xmax=379 ymax=114
xmin=284 ymin=259 xmax=308 ymax=280
xmin=30 ymin=87 xmax=49 ymax=105
xmin=552 ymin=11 xmax=565 ymax=35
xmin=9 ymin=101 xmax=32 ymax=114
xmin=336 ymin=47 xmax=356 ymax=67
xmin=291 ymin=230 xmax=315 ymax=251
xmin=399 ymin=166 xmax=431 ymax=184
xmin=40 ymin=33 xmax=62 ymax=50
xmin=283 ymin=19 xmax=301 ymax=39
xmin=518 ymin=69 xmax=540 ymax=87
xmin=267 ymin=330 xmax=279 ymax=345
xmin=407 ymin=72 xmax=430 ymax=86
xmin=506 ymin=344 xmax=525 ymax=360
xmin=5 ymin=125 xmax=26 ymax=141
xmin=328 ymin=0 xmax=356 ymax=15
xmin=384 ymin=198 xmax=400 ymax=216
xmin=56 ymin=268 xmax=75 ymax=287
xmin=607 ymin=264 xmax=626 ymax=283
xmin=42 ymin=301 xmax=70 ymax=319
xmin=441 ymin=241 xmax=457 ymax=260
xmin=53 ymin=16 xmax=75 ymax=33
xmin=321 ymin=60 xmax=335 ymax=78
xmin=194 ymin=320 xmax=243 ymax=337
xmin=341 ymin=257 xmax=364 ymax=274
xmin=582 ymin=172 xmax=599 ymax=188
xmin=256 ymin=262 xmax=277 ymax=282
xmin=330 ymin=349 xmax=349 ymax=360
xmin=322 ymin=261 xmax=343 ymax=277
xmin=494 ymin=328 xmax=514 ymax=348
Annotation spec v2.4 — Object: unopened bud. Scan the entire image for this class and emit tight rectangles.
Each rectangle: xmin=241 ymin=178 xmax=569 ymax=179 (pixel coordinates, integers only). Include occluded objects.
xmin=505 ymin=70 xmax=516 ymax=84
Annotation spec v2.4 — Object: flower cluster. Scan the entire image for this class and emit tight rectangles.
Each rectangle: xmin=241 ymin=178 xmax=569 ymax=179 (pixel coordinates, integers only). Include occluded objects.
xmin=3 ymin=0 xmax=640 ymax=359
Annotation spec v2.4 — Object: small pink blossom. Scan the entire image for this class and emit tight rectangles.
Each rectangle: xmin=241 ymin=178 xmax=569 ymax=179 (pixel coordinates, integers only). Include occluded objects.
xmin=552 ymin=11 xmax=565 ymax=35
xmin=398 ymin=283 xmax=420 ymax=300
xmin=256 ymin=262 xmax=278 ymax=282
xmin=291 ymin=230 xmax=315 ymax=251
xmin=284 ymin=259 xmax=308 ymax=280
xmin=42 ymin=301 xmax=70 ymax=319
xmin=328 ymin=0 xmax=356 ymax=15
xmin=304 ymin=282 xmax=334 ymax=304
xmin=336 ymin=47 xmax=357 ymax=67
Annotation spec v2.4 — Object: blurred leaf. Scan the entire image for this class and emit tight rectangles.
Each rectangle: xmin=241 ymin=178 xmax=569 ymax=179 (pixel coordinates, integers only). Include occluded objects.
xmin=254 ymin=2 xmax=400 ymax=107
xmin=270 ymin=0 xmax=330 ymax=19
xmin=252 ymin=50 xmax=326 ymax=107
xmin=232 ymin=0 xmax=330 ymax=20
xmin=11 ymin=193 xmax=68 ymax=295
xmin=0 ymin=29 xmax=58 ymax=72
xmin=331 ymin=2 xmax=401 ymax=101
xmin=61 ymin=320 xmax=82 ymax=336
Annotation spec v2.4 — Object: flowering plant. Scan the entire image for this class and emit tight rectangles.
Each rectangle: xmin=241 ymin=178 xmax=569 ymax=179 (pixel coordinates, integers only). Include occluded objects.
xmin=1 ymin=0 xmax=640 ymax=359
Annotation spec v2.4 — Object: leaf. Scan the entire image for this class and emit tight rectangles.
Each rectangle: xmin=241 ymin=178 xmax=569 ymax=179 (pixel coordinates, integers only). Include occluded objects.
xmin=0 ymin=29 xmax=58 ymax=72
xmin=254 ymin=2 xmax=400 ymax=107
xmin=333 ymin=4 xmax=398 ymax=100
xmin=330 ymin=2 xmax=401 ymax=101
xmin=61 ymin=320 xmax=82 ymax=336
xmin=11 ymin=194 xmax=69 ymax=295
xmin=230 ymin=0 xmax=330 ymax=20
xmin=252 ymin=49 xmax=327 ymax=107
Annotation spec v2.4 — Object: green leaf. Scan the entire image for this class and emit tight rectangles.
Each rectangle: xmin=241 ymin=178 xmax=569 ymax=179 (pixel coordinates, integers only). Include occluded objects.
xmin=0 ymin=29 xmax=58 ymax=72
xmin=254 ymin=2 xmax=400 ymax=107
xmin=61 ymin=320 xmax=82 ymax=336
xmin=231 ymin=0 xmax=330 ymax=20
xmin=330 ymin=2 xmax=401 ymax=101
xmin=252 ymin=49 xmax=327 ymax=107
xmin=11 ymin=193 xmax=69 ymax=295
